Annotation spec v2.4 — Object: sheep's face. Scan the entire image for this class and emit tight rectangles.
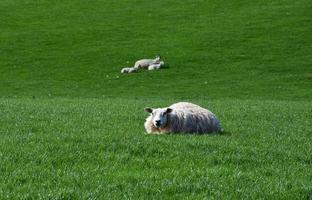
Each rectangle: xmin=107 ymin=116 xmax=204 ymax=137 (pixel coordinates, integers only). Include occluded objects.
xmin=145 ymin=107 xmax=173 ymax=128
xmin=154 ymin=55 xmax=161 ymax=63
xmin=155 ymin=55 xmax=161 ymax=60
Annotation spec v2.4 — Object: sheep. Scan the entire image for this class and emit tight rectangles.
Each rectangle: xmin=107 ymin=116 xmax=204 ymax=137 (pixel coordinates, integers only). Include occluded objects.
xmin=133 ymin=55 xmax=161 ymax=69
xmin=144 ymin=102 xmax=222 ymax=134
xmin=121 ymin=56 xmax=164 ymax=73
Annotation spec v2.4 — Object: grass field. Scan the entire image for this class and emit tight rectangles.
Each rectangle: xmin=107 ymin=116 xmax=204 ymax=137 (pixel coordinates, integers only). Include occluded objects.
xmin=0 ymin=0 xmax=311 ymax=199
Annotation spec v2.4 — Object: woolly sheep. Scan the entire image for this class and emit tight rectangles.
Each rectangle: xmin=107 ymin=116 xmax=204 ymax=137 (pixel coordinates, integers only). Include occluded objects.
xmin=144 ymin=102 xmax=221 ymax=134
xmin=121 ymin=56 xmax=164 ymax=73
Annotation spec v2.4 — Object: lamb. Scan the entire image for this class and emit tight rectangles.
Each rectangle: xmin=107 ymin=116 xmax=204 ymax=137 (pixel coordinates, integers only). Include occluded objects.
xmin=144 ymin=102 xmax=222 ymax=134
xmin=121 ymin=56 xmax=164 ymax=73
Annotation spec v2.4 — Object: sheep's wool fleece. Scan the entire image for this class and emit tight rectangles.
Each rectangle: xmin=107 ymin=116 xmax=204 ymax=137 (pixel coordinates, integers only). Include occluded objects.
xmin=145 ymin=102 xmax=221 ymax=134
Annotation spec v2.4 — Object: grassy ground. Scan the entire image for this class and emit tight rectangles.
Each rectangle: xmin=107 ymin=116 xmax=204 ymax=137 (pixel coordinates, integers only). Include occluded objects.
xmin=0 ymin=0 xmax=311 ymax=199
xmin=1 ymin=0 xmax=311 ymax=100
xmin=1 ymin=98 xmax=311 ymax=199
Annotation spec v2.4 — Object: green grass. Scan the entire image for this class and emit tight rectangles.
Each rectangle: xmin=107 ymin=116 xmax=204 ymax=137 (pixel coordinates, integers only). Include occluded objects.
xmin=1 ymin=98 xmax=311 ymax=199
xmin=1 ymin=0 xmax=311 ymax=99
xmin=0 ymin=0 xmax=311 ymax=199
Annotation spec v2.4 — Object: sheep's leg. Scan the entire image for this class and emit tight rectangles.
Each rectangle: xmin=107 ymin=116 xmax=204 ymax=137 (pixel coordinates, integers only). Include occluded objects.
xmin=144 ymin=120 xmax=155 ymax=133
xmin=148 ymin=63 xmax=161 ymax=70
xmin=121 ymin=66 xmax=139 ymax=73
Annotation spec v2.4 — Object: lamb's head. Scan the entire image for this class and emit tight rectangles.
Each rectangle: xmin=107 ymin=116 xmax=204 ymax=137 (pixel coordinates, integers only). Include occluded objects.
xmin=144 ymin=107 xmax=173 ymax=128
xmin=154 ymin=55 xmax=161 ymax=62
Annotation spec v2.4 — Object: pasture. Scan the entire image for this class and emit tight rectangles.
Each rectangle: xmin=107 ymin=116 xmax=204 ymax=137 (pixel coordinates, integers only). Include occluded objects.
xmin=0 ymin=0 xmax=311 ymax=199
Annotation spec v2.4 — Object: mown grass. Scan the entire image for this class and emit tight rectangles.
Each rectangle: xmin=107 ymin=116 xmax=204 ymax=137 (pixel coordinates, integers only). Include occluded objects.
xmin=0 ymin=98 xmax=311 ymax=199
xmin=0 ymin=0 xmax=312 ymax=199
xmin=0 ymin=0 xmax=311 ymax=100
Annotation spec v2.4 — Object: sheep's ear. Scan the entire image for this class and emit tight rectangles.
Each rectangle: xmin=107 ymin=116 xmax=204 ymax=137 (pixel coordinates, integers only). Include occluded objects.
xmin=166 ymin=108 xmax=173 ymax=113
xmin=144 ymin=107 xmax=153 ymax=113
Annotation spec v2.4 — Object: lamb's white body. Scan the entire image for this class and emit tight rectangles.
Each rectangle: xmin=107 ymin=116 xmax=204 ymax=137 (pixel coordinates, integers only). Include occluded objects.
xmin=144 ymin=102 xmax=221 ymax=134
xmin=121 ymin=56 xmax=164 ymax=73
xmin=148 ymin=61 xmax=164 ymax=70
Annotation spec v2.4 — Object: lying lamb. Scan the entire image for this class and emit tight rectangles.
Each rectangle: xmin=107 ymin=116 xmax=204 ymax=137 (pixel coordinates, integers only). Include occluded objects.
xmin=121 ymin=55 xmax=164 ymax=73
xmin=144 ymin=102 xmax=222 ymax=134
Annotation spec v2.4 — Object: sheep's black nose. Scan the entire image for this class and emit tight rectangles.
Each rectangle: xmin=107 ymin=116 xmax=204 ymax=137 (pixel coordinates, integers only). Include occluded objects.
xmin=155 ymin=120 xmax=161 ymax=126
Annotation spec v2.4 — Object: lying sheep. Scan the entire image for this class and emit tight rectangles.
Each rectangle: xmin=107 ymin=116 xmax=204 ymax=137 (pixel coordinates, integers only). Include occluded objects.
xmin=144 ymin=102 xmax=221 ymax=134
xmin=121 ymin=56 xmax=164 ymax=73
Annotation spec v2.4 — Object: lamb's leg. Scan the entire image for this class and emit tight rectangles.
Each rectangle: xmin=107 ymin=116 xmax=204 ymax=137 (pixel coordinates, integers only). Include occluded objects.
xmin=148 ymin=63 xmax=161 ymax=70
xmin=121 ymin=66 xmax=139 ymax=73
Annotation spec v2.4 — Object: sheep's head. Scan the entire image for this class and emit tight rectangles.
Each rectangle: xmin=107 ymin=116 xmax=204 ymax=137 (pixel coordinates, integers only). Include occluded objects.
xmin=154 ymin=55 xmax=161 ymax=62
xmin=144 ymin=107 xmax=173 ymax=128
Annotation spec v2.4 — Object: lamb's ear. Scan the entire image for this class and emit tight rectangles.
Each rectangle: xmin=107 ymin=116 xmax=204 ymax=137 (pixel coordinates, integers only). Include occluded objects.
xmin=144 ymin=107 xmax=153 ymax=113
xmin=166 ymin=108 xmax=173 ymax=114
